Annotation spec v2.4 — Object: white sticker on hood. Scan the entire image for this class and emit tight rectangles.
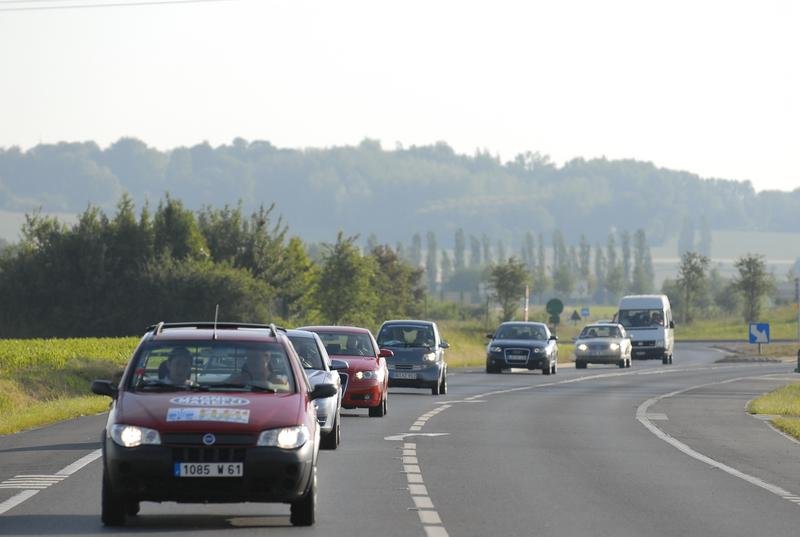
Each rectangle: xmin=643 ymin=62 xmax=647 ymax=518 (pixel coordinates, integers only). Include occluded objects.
xmin=166 ymin=407 xmax=251 ymax=424
xmin=169 ymin=396 xmax=250 ymax=407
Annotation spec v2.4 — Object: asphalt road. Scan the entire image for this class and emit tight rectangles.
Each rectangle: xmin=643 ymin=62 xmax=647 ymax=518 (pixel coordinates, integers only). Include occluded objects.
xmin=1 ymin=343 xmax=799 ymax=536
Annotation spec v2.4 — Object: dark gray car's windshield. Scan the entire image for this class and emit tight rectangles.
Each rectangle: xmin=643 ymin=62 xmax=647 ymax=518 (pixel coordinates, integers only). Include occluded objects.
xmin=495 ymin=324 xmax=547 ymax=340
xmin=377 ymin=325 xmax=434 ymax=347
xmin=128 ymin=341 xmax=295 ymax=393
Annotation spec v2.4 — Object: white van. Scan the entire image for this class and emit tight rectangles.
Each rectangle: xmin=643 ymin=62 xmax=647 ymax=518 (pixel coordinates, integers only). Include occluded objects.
xmin=615 ymin=294 xmax=674 ymax=364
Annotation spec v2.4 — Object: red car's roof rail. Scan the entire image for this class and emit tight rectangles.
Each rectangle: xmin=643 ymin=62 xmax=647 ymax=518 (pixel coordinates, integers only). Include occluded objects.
xmin=146 ymin=322 xmax=286 ymax=337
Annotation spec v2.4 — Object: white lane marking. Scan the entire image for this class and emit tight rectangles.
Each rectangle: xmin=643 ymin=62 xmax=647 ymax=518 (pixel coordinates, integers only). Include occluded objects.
xmin=404 ymin=465 xmax=421 ymax=474
xmin=409 ymin=426 xmax=422 ymax=431
xmin=385 ymin=433 xmax=450 ymax=441
xmin=424 ymin=526 xmax=450 ymax=537
xmin=0 ymin=475 xmax=68 ymax=489
xmin=409 ymin=484 xmax=428 ymax=495
xmin=0 ymin=490 xmax=39 ymax=515
xmin=0 ymin=448 xmax=103 ymax=516
xmin=637 ymin=376 xmax=799 ymax=505
xmin=56 ymin=449 xmax=102 ymax=476
xmin=412 ymin=496 xmax=434 ymax=509
xmin=418 ymin=510 xmax=442 ymax=524
xmin=645 ymin=413 xmax=669 ymax=421
xmin=406 ymin=473 xmax=424 ymax=483
xmin=403 ymin=456 xmax=419 ymax=464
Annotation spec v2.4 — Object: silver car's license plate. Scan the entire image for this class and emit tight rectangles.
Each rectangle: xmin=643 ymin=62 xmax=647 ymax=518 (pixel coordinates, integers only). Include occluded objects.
xmin=174 ymin=462 xmax=243 ymax=478
xmin=394 ymin=371 xmax=417 ymax=379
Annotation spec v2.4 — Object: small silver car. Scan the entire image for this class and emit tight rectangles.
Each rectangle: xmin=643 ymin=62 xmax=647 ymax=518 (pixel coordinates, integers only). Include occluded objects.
xmin=574 ymin=322 xmax=632 ymax=369
xmin=287 ymin=329 xmax=345 ymax=449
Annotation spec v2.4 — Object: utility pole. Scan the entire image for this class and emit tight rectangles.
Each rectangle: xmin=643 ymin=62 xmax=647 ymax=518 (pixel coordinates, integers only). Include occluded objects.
xmin=524 ymin=285 xmax=529 ymax=322
xmin=795 ymin=277 xmax=799 ymax=344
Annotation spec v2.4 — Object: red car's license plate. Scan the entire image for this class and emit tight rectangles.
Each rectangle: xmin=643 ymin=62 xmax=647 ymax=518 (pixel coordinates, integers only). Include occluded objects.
xmin=174 ymin=462 xmax=243 ymax=478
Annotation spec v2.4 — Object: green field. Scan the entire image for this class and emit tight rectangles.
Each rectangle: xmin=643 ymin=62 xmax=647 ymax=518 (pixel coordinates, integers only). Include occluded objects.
xmin=0 ymin=338 xmax=137 ymax=435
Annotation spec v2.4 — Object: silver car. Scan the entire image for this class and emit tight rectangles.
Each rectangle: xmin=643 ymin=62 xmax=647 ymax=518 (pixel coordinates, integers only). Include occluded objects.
xmin=287 ymin=329 xmax=345 ymax=449
xmin=574 ymin=322 xmax=632 ymax=369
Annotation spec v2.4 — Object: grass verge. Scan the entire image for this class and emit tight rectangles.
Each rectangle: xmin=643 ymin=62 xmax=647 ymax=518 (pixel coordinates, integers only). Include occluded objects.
xmin=747 ymin=382 xmax=800 ymax=441
xmin=0 ymin=338 xmax=137 ymax=435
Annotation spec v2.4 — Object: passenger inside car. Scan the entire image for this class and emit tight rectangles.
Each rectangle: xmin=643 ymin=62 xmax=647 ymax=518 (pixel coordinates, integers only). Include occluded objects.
xmin=164 ymin=348 xmax=193 ymax=385
xmin=228 ymin=349 xmax=291 ymax=392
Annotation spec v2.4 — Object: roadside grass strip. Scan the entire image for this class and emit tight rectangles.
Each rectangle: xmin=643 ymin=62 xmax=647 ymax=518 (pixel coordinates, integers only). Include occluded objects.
xmin=748 ymin=382 xmax=800 ymax=441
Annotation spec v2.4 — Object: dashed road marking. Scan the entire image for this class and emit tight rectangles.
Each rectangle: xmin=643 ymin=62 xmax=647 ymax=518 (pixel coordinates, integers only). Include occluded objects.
xmin=0 ymin=448 xmax=102 ymax=516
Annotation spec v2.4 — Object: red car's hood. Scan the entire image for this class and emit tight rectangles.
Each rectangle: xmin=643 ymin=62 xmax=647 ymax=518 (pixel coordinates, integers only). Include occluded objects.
xmin=115 ymin=391 xmax=304 ymax=432
xmin=337 ymin=356 xmax=380 ymax=372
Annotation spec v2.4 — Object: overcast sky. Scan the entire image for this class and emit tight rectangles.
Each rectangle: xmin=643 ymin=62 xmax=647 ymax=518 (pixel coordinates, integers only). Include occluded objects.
xmin=0 ymin=0 xmax=797 ymax=192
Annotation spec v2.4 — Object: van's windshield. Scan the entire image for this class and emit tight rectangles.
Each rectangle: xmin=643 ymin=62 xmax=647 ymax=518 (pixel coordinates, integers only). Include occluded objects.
xmin=617 ymin=309 xmax=664 ymax=329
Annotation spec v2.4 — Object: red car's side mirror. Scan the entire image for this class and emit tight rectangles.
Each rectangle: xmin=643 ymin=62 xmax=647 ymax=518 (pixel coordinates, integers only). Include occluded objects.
xmin=378 ymin=348 xmax=394 ymax=358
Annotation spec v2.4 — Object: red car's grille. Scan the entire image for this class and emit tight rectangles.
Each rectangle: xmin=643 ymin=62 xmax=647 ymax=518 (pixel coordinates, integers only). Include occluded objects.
xmin=171 ymin=447 xmax=246 ymax=463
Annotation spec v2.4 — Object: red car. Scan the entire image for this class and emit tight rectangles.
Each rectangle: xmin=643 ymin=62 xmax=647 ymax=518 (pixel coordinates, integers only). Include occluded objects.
xmin=91 ymin=322 xmax=336 ymax=527
xmin=298 ymin=326 xmax=390 ymax=417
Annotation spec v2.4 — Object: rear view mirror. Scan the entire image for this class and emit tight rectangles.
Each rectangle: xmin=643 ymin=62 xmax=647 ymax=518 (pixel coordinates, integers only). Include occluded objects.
xmin=91 ymin=379 xmax=118 ymax=399
xmin=439 ymin=341 xmax=450 ymax=349
xmin=309 ymin=383 xmax=337 ymax=400
xmin=669 ymin=320 xmax=675 ymax=329
xmin=330 ymin=359 xmax=349 ymax=371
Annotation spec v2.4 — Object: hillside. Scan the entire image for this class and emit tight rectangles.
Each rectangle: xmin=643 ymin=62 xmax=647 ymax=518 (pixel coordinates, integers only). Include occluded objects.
xmin=1 ymin=138 xmax=799 ymax=248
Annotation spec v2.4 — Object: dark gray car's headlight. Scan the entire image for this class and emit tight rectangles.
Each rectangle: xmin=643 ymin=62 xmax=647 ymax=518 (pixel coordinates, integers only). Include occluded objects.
xmin=489 ymin=346 xmax=503 ymax=353
xmin=532 ymin=347 xmax=543 ymax=354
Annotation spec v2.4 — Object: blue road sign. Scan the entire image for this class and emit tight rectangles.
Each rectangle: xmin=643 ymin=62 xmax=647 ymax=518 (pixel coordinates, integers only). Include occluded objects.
xmin=748 ymin=323 xmax=770 ymax=344
xmin=580 ymin=307 xmax=590 ymax=317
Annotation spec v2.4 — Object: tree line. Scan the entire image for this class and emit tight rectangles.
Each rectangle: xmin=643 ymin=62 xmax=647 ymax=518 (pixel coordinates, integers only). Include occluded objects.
xmin=2 ymin=138 xmax=798 ymax=249
xmin=0 ymin=196 xmax=424 ymax=337
xmin=396 ymin=227 xmax=656 ymax=306
xmin=0 ymin=193 xmax=780 ymax=337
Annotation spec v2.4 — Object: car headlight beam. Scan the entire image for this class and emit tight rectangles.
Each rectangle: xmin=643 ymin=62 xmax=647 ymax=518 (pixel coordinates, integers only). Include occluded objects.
xmin=110 ymin=424 xmax=161 ymax=448
xmin=257 ymin=425 xmax=309 ymax=449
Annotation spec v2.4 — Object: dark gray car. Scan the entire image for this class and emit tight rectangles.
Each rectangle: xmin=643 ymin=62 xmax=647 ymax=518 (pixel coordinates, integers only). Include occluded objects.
xmin=485 ymin=321 xmax=558 ymax=374
xmin=376 ymin=320 xmax=449 ymax=395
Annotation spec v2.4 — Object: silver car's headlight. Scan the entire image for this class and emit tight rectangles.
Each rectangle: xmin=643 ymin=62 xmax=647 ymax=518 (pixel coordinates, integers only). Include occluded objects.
xmin=257 ymin=425 xmax=309 ymax=449
xmin=489 ymin=346 xmax=503 ymax=353
xmin=110 ymin=424 xmax=161 ymax=448
xmin=577 ymin=343 xmax=588 ymax=351
xmin=609 ymin=343 xmax=620 ymax=351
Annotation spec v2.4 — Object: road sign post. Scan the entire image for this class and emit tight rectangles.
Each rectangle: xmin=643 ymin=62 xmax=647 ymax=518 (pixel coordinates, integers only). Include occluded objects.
xmin=749 ymin=322 xmax=770 ymax=356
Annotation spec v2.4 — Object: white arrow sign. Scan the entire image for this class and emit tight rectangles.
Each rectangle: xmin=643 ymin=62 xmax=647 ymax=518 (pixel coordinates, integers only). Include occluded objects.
xmin=384 ymin=433 xmax=450 ymax=441
xmin=749 ymin=323 xmax=769 ymax=343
